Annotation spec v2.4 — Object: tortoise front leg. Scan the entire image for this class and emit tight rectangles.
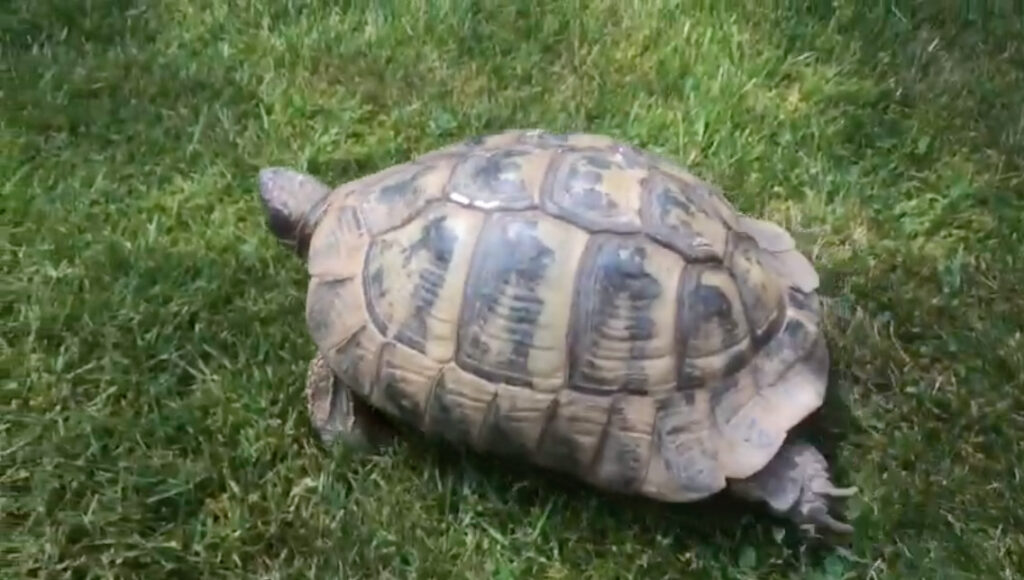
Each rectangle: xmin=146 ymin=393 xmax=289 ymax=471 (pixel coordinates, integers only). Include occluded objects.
xmin=727 ymin=441 xmax=858 ymax=536
xmin=305 ymin=354 xmax=395 ymax=450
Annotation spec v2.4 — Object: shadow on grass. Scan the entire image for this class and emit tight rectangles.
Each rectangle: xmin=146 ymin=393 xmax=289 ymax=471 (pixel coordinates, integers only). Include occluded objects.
xmin=0 ymin=2 xmax=272 ymax=199
xmin=778 ymin=3 xmax=1022 ymax=234
xmin=746 ymin=4 xmax=1024 ymax=389
xmin=7 ymin=0 xmax=1023 ymax=575
xmin=0 ymin=0 xmax=152 ymax=50
xmin=321 ymin=388 xmax=859 ymax=564
xmin=731 ymin=2 xmax=1024 ymax=569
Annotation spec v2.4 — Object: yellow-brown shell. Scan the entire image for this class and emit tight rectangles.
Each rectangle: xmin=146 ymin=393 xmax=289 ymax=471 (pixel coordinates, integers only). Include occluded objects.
xmin=304 ymin=129 xmax=828 ymax=502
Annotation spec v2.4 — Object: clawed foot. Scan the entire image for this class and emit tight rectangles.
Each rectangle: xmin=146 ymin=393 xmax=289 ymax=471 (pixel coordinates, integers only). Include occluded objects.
xmin=728 ymin=441 xmax=858 ymax=536
xmin=795 ymin=481 xmax=858 ymax=536
xmin=305 ymin=354 xmax=394 ymax=450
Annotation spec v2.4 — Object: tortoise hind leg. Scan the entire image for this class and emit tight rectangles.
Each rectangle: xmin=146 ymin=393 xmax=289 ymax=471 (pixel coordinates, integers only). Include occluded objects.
xmin=727 ymin=441 xmax=858 ymax=536
xmin=306 ymin=354 xmax=396 ymax=450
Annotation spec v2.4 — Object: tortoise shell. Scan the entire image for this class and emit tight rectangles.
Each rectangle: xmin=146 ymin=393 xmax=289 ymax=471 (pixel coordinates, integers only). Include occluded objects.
xmin=302 ymin=129 xmax=827 ymax=502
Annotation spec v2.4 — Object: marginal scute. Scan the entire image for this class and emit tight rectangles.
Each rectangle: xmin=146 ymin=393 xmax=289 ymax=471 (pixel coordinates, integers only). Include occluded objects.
xmin=759 ymin=248 xmax=820 ymax=293
xmin=373 ymin=341 xmax=442 ymax=429
xmin=706 ymin=285 xmax=827 ymax=479
xmin=306 ymin=203 xmax=369 ymax=279
xmin=471 ymin=129 xmax=617 ymax=150
xmin=424 ymin=364 xmax=498 ymax=449
xmin=754 ymin=334 xmax=828 ymax=432
xmin=534 ymin=389 xmax=613 ymax=475
xmin=589 ymin=394 xmax=656 ymax=493
xmin=710 ymin=336 xmax=827 ymax=479
xmin=414 ymin=140 xmax=478 ymax=164
xmin=643 ymin=390 xmax=726 ymax=501
xmin=736 ymin=216 xmax=795 ymax=253
xmin=714 ymin=393 xmax=788 ymax=478
xmin=473 ymin=130 xmax=542 ymax=149
xmin=476 ymin=387 xmax=556 ymax=460
xmin=562 ymin=133 xmax=622 ymax=149
xmin=306 ymin=276 xmax=366 ymax=354
xmin=710 ymin=370 xmax=780 ymax=476
xmin=322 ymin=325 xmax=386 ymax=402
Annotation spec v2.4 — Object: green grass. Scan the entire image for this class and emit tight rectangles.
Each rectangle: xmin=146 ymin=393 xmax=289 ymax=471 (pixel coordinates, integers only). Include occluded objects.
xmin=3 ymin=1 xmax=1023 ymax=577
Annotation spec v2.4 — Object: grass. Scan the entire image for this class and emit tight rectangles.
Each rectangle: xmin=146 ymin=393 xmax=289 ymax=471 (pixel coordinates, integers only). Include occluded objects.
xmin=3 ymin=0 xmax=1023 ymax=577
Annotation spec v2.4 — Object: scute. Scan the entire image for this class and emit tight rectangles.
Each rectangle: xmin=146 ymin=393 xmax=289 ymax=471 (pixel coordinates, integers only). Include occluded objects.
xmin=322 ymin=325 xmax=386 ymax=403
xmin=568 ymin=234 xmax=683 ymax=396
xmin=306 ymin=276 xmax=365 ymax=355
xmin=703 ymin=287 xmax=828 ymax=480
xmin=727 ymin=231 xmax=786 ymax=343
xmin=646 ymin=390 xmax=725 ymax=500
xmin=540 ymin=146 xmax=648 ymax=233
xmin=474 ymin=386 xmax=556 ymax=461
xmin=361 ymin=203 xmax=485 ymax=362
xmin=444 ymin=146 xmax=556 ymax=210
xmin=373 ymin=340 xmax=442 ymax=429
xmin=676 ymin=263 xmax=755 ymax=389
xmin=301 ymin=129 xmax=830 ymax=504
xmin=641 ymin=170 xmax=731 ymax=262
xmin=532 ymin=389 xmax=614 ymax=475
xmin=640 ymin=150 xmax=742 ymax=230
xmin=423 ymin=364 xmax=499 ymax=449
xmin=354 ymin=156 xmax=458 ymax=235
xmin=590 ymin=394 xmax=658 ymax=493
xmin=680 ymin=265 xmax=750 ymax=358
xmin=461 ymin=129 xmax=621 ymax=151
xmin=306 ymin=203 xmax=368 ymax=280
xmin=455 ymin=211 xmax=590 ymax=392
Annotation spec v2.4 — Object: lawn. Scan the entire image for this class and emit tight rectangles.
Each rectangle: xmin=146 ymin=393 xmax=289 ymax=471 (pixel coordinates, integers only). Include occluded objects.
xmin=3 ymin=1 xmax=1023 ymax=577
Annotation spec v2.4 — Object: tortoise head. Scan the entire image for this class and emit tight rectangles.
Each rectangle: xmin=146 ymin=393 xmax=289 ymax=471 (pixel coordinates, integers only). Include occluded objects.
xmin=257 ymin=167 xmax=331 ymax=258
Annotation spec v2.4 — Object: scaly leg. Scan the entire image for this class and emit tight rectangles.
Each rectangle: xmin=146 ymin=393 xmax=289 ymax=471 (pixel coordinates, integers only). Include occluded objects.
xmin=305 ymin=353 xmax=395 ymax=449
xmin=727 ymin=441 xmax=858 ymax=536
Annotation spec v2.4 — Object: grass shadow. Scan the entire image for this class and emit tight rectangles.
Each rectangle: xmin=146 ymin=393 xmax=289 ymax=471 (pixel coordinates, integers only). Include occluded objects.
xmin=6 ymin=0 xmax=1023 ymax=576
xmin=320 ymin=384 xmax=859 ymax=571
xmin=0 ymin=0 xmax=153 ymax=51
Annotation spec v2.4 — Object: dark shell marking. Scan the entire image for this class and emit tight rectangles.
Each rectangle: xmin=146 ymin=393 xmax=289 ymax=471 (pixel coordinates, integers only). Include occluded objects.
xmin=305 ymin=130 xmax=815 ymax=499
xmin=568 ymin=234 xmax=683 ymax=397
xmin=363 ymin=208 xmax=459 ymax=354
xmin=455 ymin=211 xmax=589 ymax=392
xmin=360 ymin=203 xmax=485 ymax=363
xmin=444 ymin=147 xmax=554 ymax=210
xmin=540 ymin=148 xmax=647 ymax=233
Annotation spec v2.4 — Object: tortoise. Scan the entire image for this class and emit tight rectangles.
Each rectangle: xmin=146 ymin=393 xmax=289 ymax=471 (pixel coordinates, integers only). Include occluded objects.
xmin=257 ymin=129 xmax=858 ymax=535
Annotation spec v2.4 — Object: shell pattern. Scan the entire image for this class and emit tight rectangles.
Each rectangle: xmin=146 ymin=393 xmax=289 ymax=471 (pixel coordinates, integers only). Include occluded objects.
xmin=303 ymin=130 xmax=827 ymax=502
